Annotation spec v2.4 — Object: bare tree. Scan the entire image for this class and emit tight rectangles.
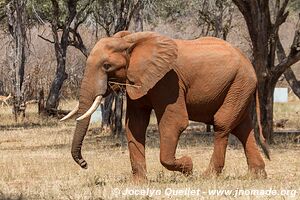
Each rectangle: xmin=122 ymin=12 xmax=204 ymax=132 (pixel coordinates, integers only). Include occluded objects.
xmin=6 ymin=0 xmax=28 ymax=121
xmin=232 ymin=0 xmax=300 ymax=142
xmin=197 ymin=0 xmax=234 ymax=40
xmin=92 ymin=0 xmax=143 ymax=37
xmin=34 ymin=0 xmax=93 ymax=115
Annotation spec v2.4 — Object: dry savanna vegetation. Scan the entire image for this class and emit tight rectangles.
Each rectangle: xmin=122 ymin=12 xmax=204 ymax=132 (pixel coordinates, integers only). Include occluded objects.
xmin=0 ymin=97 xmax=299 ymax=200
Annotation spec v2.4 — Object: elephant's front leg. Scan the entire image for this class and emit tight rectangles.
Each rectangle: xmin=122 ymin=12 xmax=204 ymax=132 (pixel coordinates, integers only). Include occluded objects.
xmin=154 ymin=99 xmax=192 ymax=175
xmin=126 ymin=99 xmax=151 ymax=182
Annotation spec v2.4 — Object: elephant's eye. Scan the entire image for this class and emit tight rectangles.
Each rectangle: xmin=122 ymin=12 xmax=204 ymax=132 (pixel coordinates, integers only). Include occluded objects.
xmin=103 ymin=63 xmax=111 ymax=70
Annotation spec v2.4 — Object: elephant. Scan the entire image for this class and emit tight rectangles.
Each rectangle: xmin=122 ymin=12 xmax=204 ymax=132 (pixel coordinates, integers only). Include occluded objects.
xmin=61 ymin=31 xmax=270 ymax=181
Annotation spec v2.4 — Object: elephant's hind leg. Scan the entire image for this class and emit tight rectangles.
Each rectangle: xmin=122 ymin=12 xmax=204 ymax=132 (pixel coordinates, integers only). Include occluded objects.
xmin=232 ymin=114 xmax=266 ymax=178
xmin=204 ymin=74 xmax=256 ymax=177
xmin=126 ymin=99 xmax=152 ymax=182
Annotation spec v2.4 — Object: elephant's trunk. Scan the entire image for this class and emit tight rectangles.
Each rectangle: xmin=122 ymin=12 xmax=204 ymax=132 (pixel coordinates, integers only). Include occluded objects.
xmin=71 ymin=117 xmax=91 ymax=169
xmin=71 ymin=66 xmax=107 ymax=169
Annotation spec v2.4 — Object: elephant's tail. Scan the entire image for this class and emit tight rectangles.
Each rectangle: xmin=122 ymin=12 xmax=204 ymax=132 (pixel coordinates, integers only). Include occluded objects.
xmin=255 ymin=89 xmax=270 ymax=160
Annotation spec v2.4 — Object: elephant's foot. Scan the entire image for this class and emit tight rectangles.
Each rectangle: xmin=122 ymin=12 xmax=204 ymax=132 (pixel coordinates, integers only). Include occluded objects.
xmin=132 ymin=174 xmax=147 ymax=184
xmin=246 ymin=156 xmax=266 ymax=179
xmin=161 ymin=156 xmax=193 ymax=175
xmin=247 ymin=167 xmax=267 ymax=179
xmin=131 ymin=165 xmax=147 ymax=183
xmin=177 ymin=156 xmax=193 ymax=175
xmin=202 ymin=164 xmax=223 ymax=178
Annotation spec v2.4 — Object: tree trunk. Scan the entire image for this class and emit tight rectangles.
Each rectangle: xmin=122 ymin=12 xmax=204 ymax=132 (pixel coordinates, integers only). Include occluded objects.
xmin=45 ymin=59 xmax=68 ymax=112
xmin=206 ymin=125 xmax=212 ymax=132
xmin=258 ymin=79 xmax=276 ymax=144
xmin=101 ymin=90 xmax=124 ymax=136
xmin=114 ymin=92 xmax=123 ymax=137
xmin=6 ymin=0 xmax=27 ymax=121
xmin=101 ymin=93 xmax=114 ymax=131
xmin=38 ymin=88 xmax=45 ymax=115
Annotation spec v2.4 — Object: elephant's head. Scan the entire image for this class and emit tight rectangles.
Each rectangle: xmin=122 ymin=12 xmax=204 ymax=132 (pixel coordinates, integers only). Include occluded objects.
xmin=63 ymin=31 xmax=178 ymax=169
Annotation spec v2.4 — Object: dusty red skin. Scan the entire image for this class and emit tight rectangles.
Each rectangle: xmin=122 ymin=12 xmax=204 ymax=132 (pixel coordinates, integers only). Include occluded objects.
xmin=71 ymin=31 xmax=269 ymax=182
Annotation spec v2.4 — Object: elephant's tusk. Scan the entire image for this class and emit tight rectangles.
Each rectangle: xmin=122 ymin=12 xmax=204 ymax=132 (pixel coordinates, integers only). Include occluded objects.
xmin=60 ymin=104 xmax=79 ymax=121
xmin=76 ymin=96 xmax=102 ymax=121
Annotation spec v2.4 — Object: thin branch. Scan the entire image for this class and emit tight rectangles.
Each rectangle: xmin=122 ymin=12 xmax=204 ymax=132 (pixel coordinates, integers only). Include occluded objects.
xmin=68 ymin=28 xmax=88 ymax=57
xmin=77 ymin=0 xmax=93 ymax=15
xmin=273 ymin=14 xmax=300 ymax=75
xmin=232 ymin=0 xmax=251 ymax=20
xmin=31 ymin=1 xmax=48 ymax=25
xmin=268 ymin=0 xmax=289 ymax=70
xmin=273 ymin=0 xmax=289 ymax=30
xmin=50 ymin=0 xmax=60 ymax=25
xmin=0 ymin=14 xmax=6 ymax=21
xmin=126 ymin=0 xmax=142 ymax=29
xmin=273 ymin=51 xmax=300 ymax=75
xmin=284 ymin=68 xmax=300 ymax=98
xmin=38 ymin=35 xmax=55 ymax=44
xmin=74 ymin=7 xmax=93 ymax=31
xmin=291 ymin=14 xmax=300 ymax=54
xmin=276 ymin=33 xmax=300 ymax=98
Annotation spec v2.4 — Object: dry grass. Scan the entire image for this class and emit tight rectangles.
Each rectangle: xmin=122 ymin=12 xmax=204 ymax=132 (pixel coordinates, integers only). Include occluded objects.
xmin=274 ymin=94 xmax=300 ymax=130
xmin=0 ymin=101 xmax=299 ymax=200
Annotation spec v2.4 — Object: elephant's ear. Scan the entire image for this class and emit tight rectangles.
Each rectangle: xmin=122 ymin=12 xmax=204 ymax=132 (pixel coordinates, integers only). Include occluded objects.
xmin=123 ymin=32 xmax=178 ymax=100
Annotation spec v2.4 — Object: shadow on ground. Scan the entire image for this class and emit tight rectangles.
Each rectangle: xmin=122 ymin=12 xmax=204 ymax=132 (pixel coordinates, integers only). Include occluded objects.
xmin=87 ymin=122 xmax=300 ymax=151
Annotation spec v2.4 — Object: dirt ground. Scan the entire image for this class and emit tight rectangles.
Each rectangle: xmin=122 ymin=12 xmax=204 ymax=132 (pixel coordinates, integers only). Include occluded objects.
xmin=0 ymin=101 xmax=299 ymax=200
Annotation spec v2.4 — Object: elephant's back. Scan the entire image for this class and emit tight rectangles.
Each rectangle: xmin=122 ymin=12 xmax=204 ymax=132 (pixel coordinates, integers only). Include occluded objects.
xmin=175 ymin=37 xmax=241 ymax=96
xmin=174 ymin=37 xmax=241 ymax=74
